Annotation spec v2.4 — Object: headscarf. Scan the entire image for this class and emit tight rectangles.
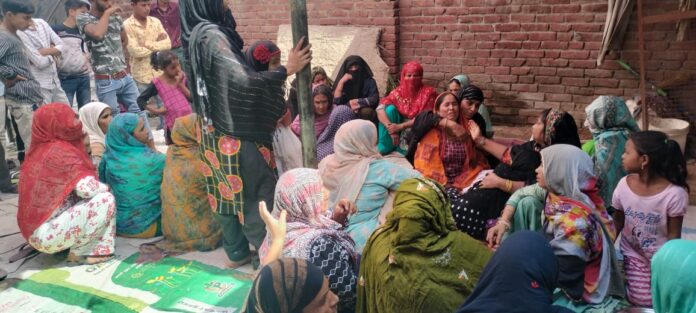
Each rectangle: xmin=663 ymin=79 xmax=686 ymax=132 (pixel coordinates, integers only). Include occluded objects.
xmin=290 ymin=85 xmax=333 ymax=138
xmin=451 ymin=74 xmax=470 ymax=88
xmin=99 ymin=113 xmax=165 ymax=236
xmin=316 ymin=105 xmax=355 ymax=161
xmin=357 ymin=178 xmax=492 ymax=313
xmin=160 ymin=114 xmax=221 ymax=251
xmin=318 ymin=120 xmax=382 ymax=208
xmin=258 ymin=168 xmax=356 ymax=261
xmin=456 ymin=231 xmax=573 ymax=313
xmin=245 ymin=258 xmax=325 ymax=313
xmin=457 ymin=85 xmax=484 ymax=103
xmin=18 ymin=103 xmax=96 ymax=239
xmin=333 ymin=55 xmax=374 ymax=100
xmin=542 ymin=109 xmax=581 ymax=148
xmin=584 ymin=96 xmax=639 ymax=207
xmin=312 ymin=66 xmax=333 ymax=88
xmin=651 ymin=240 xmax=696 ymax=313
xmin=540 ymin=144 xmax=618 ymax=304
xmin=380 ymin=61 xmax=437 ymax=119
xmin=245 ymin=40 xmax=281 ymax=72
xmin=180 ymin=0 xmax=244 ymax=53
xmin=79 ymin=102 xmax=110 ymax=150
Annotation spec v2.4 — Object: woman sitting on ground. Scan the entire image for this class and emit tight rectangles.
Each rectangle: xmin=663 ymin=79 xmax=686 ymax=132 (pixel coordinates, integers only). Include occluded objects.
xmin=456 ymin=231 xmax=573 ymax=313
xmin=287 ymin=66 xmax=334 ymax=120
xmin=495 ymin=145 xmax=625 ymax=310
xmin=478 ymin=109 xmax=581 ymax=241
xmin=159 ymin=114 xmax=221 ymax=252
xmin=651 ymin=240 xmax=696 ymax=313
xmin=377 ymin=61 xmax=437 ymax=155
xmin=319 ymin=120 xmax=421 ymax=252
xmin=357 ymin=178 xmax=492 ymax=313
xmin=79 ymin=102 xmax=113 ymax=166
xmin=452 ymin=109 xmax=581 ymax=240
xmin=19 ymin=104 xmax=116 ymax=265
xmin=100 ymin=113 xmax=165 ymax=238
xmin=584 ymin=95 xmax=639 ymax=208
xmin=258 ymin=168 xmax=359 ymax=313
xmin=332 ymin=55 xmax=380 ymax=122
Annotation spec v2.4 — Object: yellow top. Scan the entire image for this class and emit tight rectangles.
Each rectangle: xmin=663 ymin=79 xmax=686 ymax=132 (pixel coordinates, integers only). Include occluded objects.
xmin=123 ymin=16 xmax=171 ymax=84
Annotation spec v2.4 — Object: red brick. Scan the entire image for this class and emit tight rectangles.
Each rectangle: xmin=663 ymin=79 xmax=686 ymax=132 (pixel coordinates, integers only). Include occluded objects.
xmin=522 ymin=41 xmax=541 ymax=49
xmin=470 ymin=7 xmax=496 ymax=14
xmin=573 ymin=23 xmax=602 ymax=32
xmin=511 ymin=67 xmax=532 ymax=75
xmin=491 ymin=50 xmax=518 ymax=58
xmin=518 ymin=50 xmax=545 ymax=58
xmin=565 ymin=14 xmax=595 ymax=23
xmin=584 ymin=69 xmax=614 ymax=78
xmin=572 ymin=95 xmax=598 ymax=106
xmin=511 ymin=14 xmax=536 ymax=22
xmin=511 ymin=83 xmax=539 ymax=92
xmin=552 ymin=4 xmax=581 ymax=13
xmin=487 ymin=66 xmax=511 ymax=75
xmin=496 ymin=41 xmax=523 ymax=49
xmin=539 ymin=84 xmax=566 ymax=93
xmin=541 ymin=59 xmax=569 ymax=67
xmin=468 ymin=50 xmax=491 ymax=58
xmin=562 ymin=77 xmax=589 ymax=87
xmin=521 ymin=23 xmax=550 ymax=31
xmin=519 ymin=76 xmax=534 ymax=84
xmin=546 ymin=93 xmax=572 ymax=102
xmin=533 ymin=67 xmax=557 ymax=76
xmin=568 ymin=41 xmax=584 ymax=50
xmin=536 ymin=14 xmax=565 ymax=23
xmin=484 ymin=15 xmax=510 ymax=23
xmin=549 ymin=23 xmax=572 ymax=32
xmin=560 ymin=50 xmax=590 ymax=59
xmin=470 ymin=24 xmax=495 ymax=32
xmin=536 ymin=76 xmax=561 ymax=84
xmin=545 ymin=51 xmax=561 ymax=58
xmin=540 ymin=41 xmax=568 ymax=49
xmin=557 ymin=68 xmax=584 ymax=77
xmin=582 ymin=3 xmax=608 ymax=13
xmin=569 ymin=60 xmax=597 ymax=69
xmin=523 ymin=5 xmax=552 ymax=13
xmin=490 ymin=83 xmax=512 ymax=91
xmin=502 ymin=33 xmax=528 ymax=41
xmin=519 ymin=109 xmax=544 ymax=116
xmin=589 ymin=78 xmax=620 ymax=88
xmin=435 ymin=15 xmax=458 ymax=24
xmin=593 ymin=87 xmax=625 ymax=96
xmin=492 ymin=75 xmax=519 ymax=83
xmin=495 ymin=23 xmax=521 ymax=32
xmin=477 ymin=41 xmax=496 ymax=49
xmin=529 ymin=32 xmax=557 ymax=41
xmin=534 ymin=102 xmax=561 ymax=109
xmin=543 ymin=0 xmax=570 ymax=4
xmin=517 ymin=92 xmax=545 ymax=101
xmin=501 ymin=58 xmax=526 ymax=67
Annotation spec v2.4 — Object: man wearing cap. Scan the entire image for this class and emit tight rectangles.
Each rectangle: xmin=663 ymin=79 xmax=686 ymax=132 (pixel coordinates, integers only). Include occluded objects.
xmin=52 ymin=0 xmax=93 ymax=109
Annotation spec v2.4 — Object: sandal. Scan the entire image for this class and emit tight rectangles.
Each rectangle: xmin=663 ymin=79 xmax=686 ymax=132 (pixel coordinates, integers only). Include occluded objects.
xmin=9 ymin=243 xmax=38 ymax=263
xmin=66 ymin=253 xmax=114 ymax=265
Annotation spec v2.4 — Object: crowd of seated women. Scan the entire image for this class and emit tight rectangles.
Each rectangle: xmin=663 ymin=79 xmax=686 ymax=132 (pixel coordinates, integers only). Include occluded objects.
xmin=15 ymin=45 xmax=691 ymax=313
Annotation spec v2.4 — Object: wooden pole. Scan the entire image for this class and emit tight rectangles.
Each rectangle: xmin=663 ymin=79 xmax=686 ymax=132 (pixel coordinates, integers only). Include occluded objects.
xmin=289 ymin=0 xmax=317 ymax=168
xmin=637 ymin=0 xmax=649 ymax=130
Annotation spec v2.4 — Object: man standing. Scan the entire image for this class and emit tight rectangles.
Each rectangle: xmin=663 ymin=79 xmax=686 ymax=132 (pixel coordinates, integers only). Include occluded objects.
xmin=0 ymin=82 xmax=17 ymax=193
xmin=124 ymin=0 xmax=170 ymax=128
xmin=17 ymin=17 xmax=69 ymax=104
xmin=77 ymin=0 xmax=142 ymax=117
xmin=52 ymin=0 xmax=93 ymax=109
xmin=149 ymin=0 xmax=181 ymax=60
xmin=0 ymin=0 xmax=43 ymax=163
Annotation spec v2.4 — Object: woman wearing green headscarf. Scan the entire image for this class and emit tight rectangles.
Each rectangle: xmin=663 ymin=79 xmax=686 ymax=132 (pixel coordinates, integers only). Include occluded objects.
xmin=651 ymin=239 xmax=696 ymax=313
xmin=357 ymin=178 xmax=492 ymax=313
xmin=99 ymin=113 xmax=165 ymax=238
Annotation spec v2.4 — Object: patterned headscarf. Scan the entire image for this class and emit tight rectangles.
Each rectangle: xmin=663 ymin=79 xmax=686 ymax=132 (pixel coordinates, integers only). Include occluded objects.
xmin=245 ymin=258 xmax=325 ymax=313
xmin=258 ymin=168 xmax=356 ymax=261
xmin=541 ymin=109 xmax=581 ymax=148
xmin=380 ymin=61 xmax=437 ymax=119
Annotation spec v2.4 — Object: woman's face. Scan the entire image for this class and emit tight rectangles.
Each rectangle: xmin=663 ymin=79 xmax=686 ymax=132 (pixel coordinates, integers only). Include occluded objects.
xmin=313 ymin=94 xmax=330 ymax=116
xmin=132 ymin=118 xmax=149 ymax=145
xmin=535 ymin=164 xmax=547 ymax=189
xmin=268 ymin=55 xmax=281 ymax=71
xmin=302 ymin=278 xmax=339 ymax=313
xmin=436 ymin=94 xmax=459 ymax=121
xmin=313 ymin=73 xmax=327 ymax=85
xmin=448 ymin=81 xmax=461 ymax=94
xmin=460 ymin=99 xmax=480 ymax=119
xmin=98 ymin=108 xmax=113 ymax=134
xmin=532 ymin=115 xmax=545 ymax=145
xmin=403 ymin=71 xmax=421 ymax=81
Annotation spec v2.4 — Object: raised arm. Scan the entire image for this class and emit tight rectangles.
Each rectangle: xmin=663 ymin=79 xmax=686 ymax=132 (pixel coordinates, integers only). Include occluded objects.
xmin=81 ymin=7 xmax=122 ymax=41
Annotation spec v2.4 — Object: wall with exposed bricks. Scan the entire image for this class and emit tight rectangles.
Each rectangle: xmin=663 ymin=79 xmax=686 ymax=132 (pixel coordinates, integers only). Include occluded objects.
xmin=112 ymin=0 xmax=695 ymax=153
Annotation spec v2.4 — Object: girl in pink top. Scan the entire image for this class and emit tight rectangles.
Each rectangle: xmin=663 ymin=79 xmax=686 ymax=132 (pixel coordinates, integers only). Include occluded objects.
xmin=136 ymin=51 xmax=193 ymax=145
xmin=613 ymin=130 xmax=689 ymax=308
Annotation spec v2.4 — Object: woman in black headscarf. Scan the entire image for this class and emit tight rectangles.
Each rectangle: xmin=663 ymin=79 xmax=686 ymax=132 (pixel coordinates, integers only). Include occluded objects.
xmin=332 ymin=55 xmax=380 ymax=122
xmin=179 ymin=0 xmax=311 ymax=269
xmin=455 ymin=231 xmax=573 ymax=313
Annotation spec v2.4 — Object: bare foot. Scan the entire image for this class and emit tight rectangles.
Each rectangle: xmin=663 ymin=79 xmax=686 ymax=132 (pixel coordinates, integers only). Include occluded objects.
xmin=225 ymin=255 xmax=251 ymax=269
xmin=85 ymin=256 xmax=113 ymax=265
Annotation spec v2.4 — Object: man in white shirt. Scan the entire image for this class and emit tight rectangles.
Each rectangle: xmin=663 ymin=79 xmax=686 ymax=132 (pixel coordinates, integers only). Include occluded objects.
xmin=17 ymin=18 xmax=69 ymax=104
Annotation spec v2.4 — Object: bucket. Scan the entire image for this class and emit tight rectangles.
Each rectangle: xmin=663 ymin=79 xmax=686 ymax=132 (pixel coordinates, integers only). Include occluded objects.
xmin=638 ymin=117 xmax=690 ymax=154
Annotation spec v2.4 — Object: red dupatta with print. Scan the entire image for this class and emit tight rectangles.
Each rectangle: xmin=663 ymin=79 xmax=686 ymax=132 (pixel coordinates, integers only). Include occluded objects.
xmin=17 ymin=104 xmax=97 ymax=239
xmin=380 ymin=61 xmax=437 ymax=119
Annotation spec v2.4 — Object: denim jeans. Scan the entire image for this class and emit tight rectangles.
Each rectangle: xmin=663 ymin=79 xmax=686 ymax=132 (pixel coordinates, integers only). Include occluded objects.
xmin=60 ymin=75 xmax=91 ymax=109
xmin=96 ymin=74 xmax=152 ymax=137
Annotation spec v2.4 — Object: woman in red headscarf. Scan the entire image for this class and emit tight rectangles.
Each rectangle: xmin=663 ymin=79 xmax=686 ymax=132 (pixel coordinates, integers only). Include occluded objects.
xmin=18 ymin=103 xmax=117 ymax=265
xmin=376 ymin=61 xmax=437 ymax=155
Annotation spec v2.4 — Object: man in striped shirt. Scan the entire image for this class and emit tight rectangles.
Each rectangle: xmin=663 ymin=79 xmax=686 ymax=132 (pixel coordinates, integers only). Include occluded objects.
xmin=1 ymin=0 xmax=43 ymax=162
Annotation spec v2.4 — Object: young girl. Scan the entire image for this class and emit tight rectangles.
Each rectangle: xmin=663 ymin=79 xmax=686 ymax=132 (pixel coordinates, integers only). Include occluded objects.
xmin=136 ymin=50 xmax=193 ymax=145
xmin=613 ymin=130 xmax=689 ymax=307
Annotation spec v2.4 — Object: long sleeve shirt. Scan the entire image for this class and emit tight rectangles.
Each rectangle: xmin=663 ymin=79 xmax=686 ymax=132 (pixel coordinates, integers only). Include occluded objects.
xmin=333 ymin=77 xmax=380 ymax=109
xmin=0 ymin=31 xmax=43 ymax=105
xmin=16 ymin=18 xmax=65 ymax=89
xmin=123 ymin=16 xmax=171 ymax=84
xmin=149 ymin=1 xmax=181 ymax=49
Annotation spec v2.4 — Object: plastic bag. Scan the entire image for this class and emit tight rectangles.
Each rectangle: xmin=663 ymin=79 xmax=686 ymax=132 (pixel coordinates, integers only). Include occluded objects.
xmin=272 ymin=125 xmax=303 ymax=175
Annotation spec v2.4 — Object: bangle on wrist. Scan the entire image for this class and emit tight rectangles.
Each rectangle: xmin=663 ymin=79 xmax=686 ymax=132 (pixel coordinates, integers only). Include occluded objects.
xmin=505 ymin=179 xmax=513 ymax=193
xmin=497 ymin=218 xmax=511 ymax=231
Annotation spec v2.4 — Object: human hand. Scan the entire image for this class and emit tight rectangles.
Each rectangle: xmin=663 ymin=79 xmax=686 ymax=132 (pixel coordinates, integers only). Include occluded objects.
xmin=157 ymin=33 xmax=168 ymax=41
xmin=387 ymin=123 xmax=401 ymax=134
xmin=175 ymin=71 xmax=185 ymax=85
xmin=486 ymin=220 xmax=509 ymax=249
xmin=3 ymin=75 xmax=27 ymax=88
xmin=467 ymin=120 xmax=481 ymax=141
xmin=479 ymin=173 xmax=502 ymax=189
xmin=259 ymin=201 xmax=287 ymax=243
xmin=157 ymin=106 xmax=168 ymax=115
xmin=285 ymin=37 xmax=312 ymax=76
xmin=349 ymin=99 xmax=360 ymax=111
xmin=332 ymin=199 xmax=356 ymax=225
xmin=341 ymin=73 xmax=353 ymax=83
xmin=104 ymin=5 xmax=122 ymax=16
xmin=39 ymin=47 xmax=61 ymax=57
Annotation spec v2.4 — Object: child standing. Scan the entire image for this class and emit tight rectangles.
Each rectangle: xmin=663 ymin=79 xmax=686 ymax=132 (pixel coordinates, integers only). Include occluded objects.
xmin=613 ymin=130 xmax=689 ymax=307
xmin=137 ymin=51 xmax=192 ymax=145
